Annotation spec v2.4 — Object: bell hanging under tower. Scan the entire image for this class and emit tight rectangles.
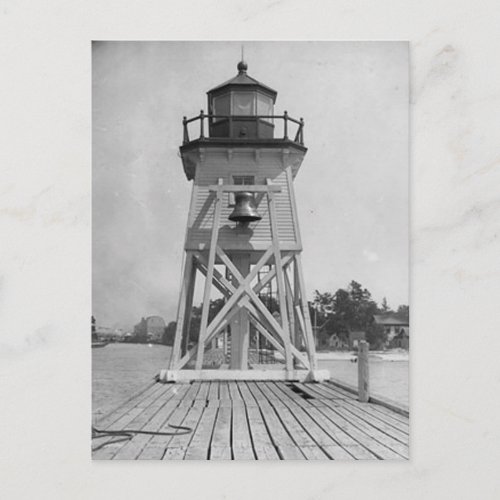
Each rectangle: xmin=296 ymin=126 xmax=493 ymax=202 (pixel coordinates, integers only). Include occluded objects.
xmin=163 ymin=60 xmax=328 ymax=382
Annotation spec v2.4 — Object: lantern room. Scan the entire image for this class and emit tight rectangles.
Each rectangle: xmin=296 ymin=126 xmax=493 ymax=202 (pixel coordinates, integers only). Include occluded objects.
xmin=207 ymin=60 xmax=277 ymax=140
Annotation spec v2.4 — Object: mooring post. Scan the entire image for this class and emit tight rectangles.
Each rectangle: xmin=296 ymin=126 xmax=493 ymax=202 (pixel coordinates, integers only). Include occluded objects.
xmin=358 ymin=340 xmax=370 ymax=402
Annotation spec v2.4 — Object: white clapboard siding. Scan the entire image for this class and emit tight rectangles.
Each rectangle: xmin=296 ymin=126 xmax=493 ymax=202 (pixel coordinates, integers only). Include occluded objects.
xmin=185 ymin=149 xmax=303 ymax=251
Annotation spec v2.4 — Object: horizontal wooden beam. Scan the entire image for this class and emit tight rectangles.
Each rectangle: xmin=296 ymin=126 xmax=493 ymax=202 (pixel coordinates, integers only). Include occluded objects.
xmin=208 ymin=184 xmax=281 ymax=193
xmin=159 ymin=369 xmax=330 ymax=383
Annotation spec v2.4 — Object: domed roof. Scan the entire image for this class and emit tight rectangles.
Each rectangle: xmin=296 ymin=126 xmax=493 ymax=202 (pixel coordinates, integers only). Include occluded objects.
xmin=207 ymin=61 xmax=277 ymax=101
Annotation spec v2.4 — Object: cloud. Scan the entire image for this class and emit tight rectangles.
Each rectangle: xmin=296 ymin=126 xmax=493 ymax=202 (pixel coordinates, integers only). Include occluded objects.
xmin=363 ymin=249 xmax=380 ymax=262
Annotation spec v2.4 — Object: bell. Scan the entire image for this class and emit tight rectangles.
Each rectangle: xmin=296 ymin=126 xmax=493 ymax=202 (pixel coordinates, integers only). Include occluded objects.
xmin=229 ymin=191 xmax=262 ymax=224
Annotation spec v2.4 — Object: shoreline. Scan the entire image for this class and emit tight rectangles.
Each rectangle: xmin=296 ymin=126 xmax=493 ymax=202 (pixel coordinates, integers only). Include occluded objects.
xmin=316 ymin=349 xmax=409 ymax=362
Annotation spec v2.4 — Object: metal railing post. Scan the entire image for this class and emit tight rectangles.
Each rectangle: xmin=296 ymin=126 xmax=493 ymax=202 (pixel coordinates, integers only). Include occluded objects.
xmin=182 ymin=116 xmax=188 ymax=144
xmin=200 ymin=110 xmax=205 ymax=139
xmin=283 ymin=111 xmax=289 ymax=140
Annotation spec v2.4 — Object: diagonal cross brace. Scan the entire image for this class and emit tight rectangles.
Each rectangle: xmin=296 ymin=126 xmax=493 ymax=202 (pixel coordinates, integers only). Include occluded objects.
xmin=174 ymin=247 xmax=274 ymax=370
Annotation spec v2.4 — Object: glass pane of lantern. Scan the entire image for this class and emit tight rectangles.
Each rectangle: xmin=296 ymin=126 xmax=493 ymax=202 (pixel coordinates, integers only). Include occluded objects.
xmin=232 ymin=92 xmax=255 ymax=115
xmin=212 ymin=94 xmax=230 ymax=122
xmin=256 ymin=93 xmax=273 ymax=122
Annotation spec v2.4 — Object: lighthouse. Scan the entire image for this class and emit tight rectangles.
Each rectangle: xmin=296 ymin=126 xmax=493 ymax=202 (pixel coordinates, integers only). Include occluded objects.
xmin=164 ymin=60 xmax=328 ymax=382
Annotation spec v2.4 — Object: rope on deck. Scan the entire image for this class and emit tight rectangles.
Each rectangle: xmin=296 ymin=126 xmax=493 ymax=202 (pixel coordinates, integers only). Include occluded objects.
xmin=91 ymin=424 xmax=192 ymax=452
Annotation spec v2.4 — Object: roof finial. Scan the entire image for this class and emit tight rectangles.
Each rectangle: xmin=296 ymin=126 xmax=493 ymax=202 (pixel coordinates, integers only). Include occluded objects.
xmin=237 ymin=45 xmax=247 ymax=74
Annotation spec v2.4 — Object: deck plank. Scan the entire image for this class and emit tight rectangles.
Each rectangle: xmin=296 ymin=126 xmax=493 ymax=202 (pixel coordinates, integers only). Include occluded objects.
xmin=210 ymin=404 xmax=232 ymax=459
xmin=134 ymin=384 xmax=193 ymax=460
xmin=311 ymin=404 xmax=404 ymax=460
xmin=265 ymin=382 xmax=358 ymax=460
xmin=306 ymin=405 xmax=381 ymax=460
xmin=195 ymin=381 xmax=210 ymax=401
xmin=322 ymin=382 xmax=358 ymax=399
xmin=228 ymin=381 xmax=242 ymax=401
xmin=97 ymin=387 xmax=181 ymax=460
xmin=179 ymin=381 xmax=201 ymax=406
xmin=184 ymin=405 xmax=218 ymax=460
xmin=308 ymin=383 xmax=409 ymax=432
xmin=139 ymin=404 xmax=191 ymax=459
xmin=115 ymin=396 xmax=186 ymax=460
xmin=325 ymin=382 xmax=410 ymax=424
xmin=345 ymin=400 xmax=410 ymax=430
xmin=94 ymin=382 xmax=168 ymax=429
xmin=93 ymin=384 xmax=174 ymax=460
xmin=247 ymin=383 xmax=305 ymax=460
xmin=237 ymin=381 xmax=257 ymax=407
xmin=294 ymin=383 xmax=407 ymax=452
xmin=232 ymin=403 xmax=256 ymax=460
xmin=218 ymin=381 xmax=230 ymax=402
xmin=162 ymin=404 xmax=205 ymax=460
xmin=261 ymin=389 xmax=329 ymax=460
xmin=331 ymin=406 xmax=409 ymax=458
xmin=245 ymin=403 xmax=280 ymax=460
xmin=207 ymin=381 xmax=219 ymax=400
xmin=95 ymin=380 xmax=409 ymax=460
xmin=337 ymin=404 xmax=409 ymax=443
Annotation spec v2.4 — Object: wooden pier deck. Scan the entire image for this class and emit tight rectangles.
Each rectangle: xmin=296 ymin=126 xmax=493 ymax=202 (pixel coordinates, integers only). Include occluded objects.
xmin=92 ymin=381 xmax=409 ymax=460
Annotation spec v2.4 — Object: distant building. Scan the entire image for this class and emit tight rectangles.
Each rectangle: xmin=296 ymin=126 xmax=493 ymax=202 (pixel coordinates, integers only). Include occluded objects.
xmin=327 ymin=333 xmax=349 ymax=350
xmin=392 ymin=326 xmax=409 ymax=349
xmin=134 ymin=316 xmax=166 ymax=343
xmin=348 ymin=331 xmax=366 ymax=350
xmin=373 ymin=314 xmax=409 ymax=349
xmin=95 ymin=325 xmax=124 ymax=342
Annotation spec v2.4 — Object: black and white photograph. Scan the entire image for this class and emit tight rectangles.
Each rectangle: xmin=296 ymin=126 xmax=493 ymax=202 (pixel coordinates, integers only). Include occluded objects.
xmin=92 ymin=41 xmax=409 ymax=460
xmin=4 ymin=0 xmax=500 ymax=498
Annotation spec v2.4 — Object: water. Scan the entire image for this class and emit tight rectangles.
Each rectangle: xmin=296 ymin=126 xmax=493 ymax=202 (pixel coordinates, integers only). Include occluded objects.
xmin=92 ymin=345 xmax=408 ymax=418
xmin=318 ymin=359 xmax=409 ymax=406
xmin=92 ymin=343 xmax=172 ymax=419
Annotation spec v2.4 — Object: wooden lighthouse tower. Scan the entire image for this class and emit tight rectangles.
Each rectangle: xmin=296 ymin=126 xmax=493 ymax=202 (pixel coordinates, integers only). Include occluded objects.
xmin=163 ymin=60 xmax=328 ymax=382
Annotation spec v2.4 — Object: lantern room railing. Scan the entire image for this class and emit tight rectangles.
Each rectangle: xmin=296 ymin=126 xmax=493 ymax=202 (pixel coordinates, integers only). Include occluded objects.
xmin=182 ymin=110 xmax=305 ymax=146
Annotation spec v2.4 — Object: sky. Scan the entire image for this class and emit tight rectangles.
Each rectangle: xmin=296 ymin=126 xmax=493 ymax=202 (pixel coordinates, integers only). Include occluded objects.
xmin=92 ymin=41 xmax=408 ymax=330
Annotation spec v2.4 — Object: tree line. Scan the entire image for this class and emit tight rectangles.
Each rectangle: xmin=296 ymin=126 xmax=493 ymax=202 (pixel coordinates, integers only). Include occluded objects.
xmin=161 ymin=280 xmax=408 ymax=350
xmin=310 ymin=280 xmax=408 ymax=349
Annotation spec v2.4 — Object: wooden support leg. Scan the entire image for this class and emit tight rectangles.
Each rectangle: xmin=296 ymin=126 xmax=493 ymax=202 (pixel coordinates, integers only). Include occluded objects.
xmin=292 ymin=258 xmax=303 ymax=349
xmin=293 ymin=259 xmax=308 ymax=353
xmin=294 ymin=253 xmax=318 ymax=370
xmin=182 ymin=254 xmax=197 ymax=357
xmin=223 ymin=327 xmax=228 ymax=358
xmin=266 ymin=179 xmax=293 ymax=371
xmin=284 ymin=266 xmax=298 ymax=365
xmin=169 ymin=252 xmax=195 ymax=369
xmin=229 ymin=253 xmax=250 ymax=370
xmin=195 ymin=180 xmax=223 ymax=370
